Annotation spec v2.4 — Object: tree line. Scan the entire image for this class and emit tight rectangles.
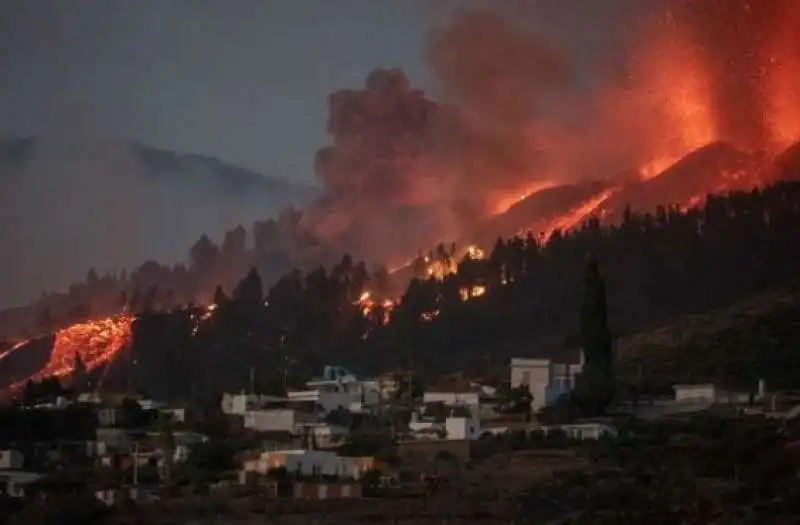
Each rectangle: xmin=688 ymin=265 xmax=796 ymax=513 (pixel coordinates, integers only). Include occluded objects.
xmin=100 ymin=181 xmax=800 ymax=401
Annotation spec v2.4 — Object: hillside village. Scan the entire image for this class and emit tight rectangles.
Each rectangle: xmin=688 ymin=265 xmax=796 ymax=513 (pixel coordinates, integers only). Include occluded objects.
xmin=4 ymin=351 xmax=800 ymax=523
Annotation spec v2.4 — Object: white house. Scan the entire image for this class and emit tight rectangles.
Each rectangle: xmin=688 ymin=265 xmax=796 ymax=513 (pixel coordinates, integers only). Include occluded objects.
xmin=444 ymin=417 xmax=481 ymax=440
xmin=672 ymin=383 xmax=716 ymax=403
xmin=243 ymin=408 xmax=315 ymax=433
xmin=672 ymin=382 xmax=760 ymax=405
xmin=0 ymin=449 xmax=24 ymax=470
xmin=0 ymin=471 xmax=44 ymax=498
xmin=221 ymin=393 xmax=286 ymax=415
xmin=555 ymin=422 xmax=617 ymax=440
xmin=510 ymin=351 xmax=583 ymax=411
xmin=241 ymin=450 xmax=374 ymax=480
xmin=288 ymin=380 xmax=380 ymax=413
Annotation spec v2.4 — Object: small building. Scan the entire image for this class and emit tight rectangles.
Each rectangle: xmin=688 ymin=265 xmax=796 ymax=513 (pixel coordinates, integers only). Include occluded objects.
xmin=444 ymin=417 xmax=481 ymax=441
xmin=556 ymin=422 xmax=617 ymax=441
xmin=241 ymin=450 xmax=373 ymax=480
xmin=293 ymin=481 xmax=362 ymax=500
xmin=510 ymin=349 xmax=583 ymax=412
xmin=673 ymin=383 xmax=716 ymax=403
xmin=244 ymin=409 xmax=305 ymax=433
xmin=288 ymin=380 xmax=380 ymax=413
xmin=221 ymin=393 xmax=287 ymax=415
xmin=0 ymin=449 xmax=24 ymax=470
xmin=0 ymin=471 xmax=44 ymax=498
xmin=672 ymin=383 xmax=757 ymax=405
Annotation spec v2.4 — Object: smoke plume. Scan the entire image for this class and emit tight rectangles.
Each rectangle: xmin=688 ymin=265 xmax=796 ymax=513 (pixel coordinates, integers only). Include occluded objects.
xmin=302 ymin=1 xmax=800 ymax=268
xmin=303 ymin=10 xmax=571 ymax=264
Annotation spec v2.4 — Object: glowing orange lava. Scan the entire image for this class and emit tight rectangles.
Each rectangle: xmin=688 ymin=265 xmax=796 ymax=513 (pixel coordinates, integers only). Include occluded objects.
xmin=537 ymin=188 xmax=620 ymax=242
xmin=0 ymin=339 xmax=31 ymax=363
xmin=764 ymin=7 xmax=800 ymax=150
xmin=491 ymin=180 xmax=557 ymax=215
xmin=630 ymin=11 xmax=717 ymax=181
xmin=33 ymin=314 xmax=134 ymax=381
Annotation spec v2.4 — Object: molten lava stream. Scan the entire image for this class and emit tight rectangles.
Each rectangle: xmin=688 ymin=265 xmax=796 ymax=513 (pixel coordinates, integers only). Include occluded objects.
xmin=538 ymin=188 xmax=620 ymax=242
xmin=24 ymin=314 xmax=134 ymax=385
xmin=0 ymin=339 xmax=31 ymax=362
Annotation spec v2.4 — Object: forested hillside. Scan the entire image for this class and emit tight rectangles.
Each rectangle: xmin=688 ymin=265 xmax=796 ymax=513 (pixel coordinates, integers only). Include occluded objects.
xmin=107 ymin=181 xmax=800 ymax=400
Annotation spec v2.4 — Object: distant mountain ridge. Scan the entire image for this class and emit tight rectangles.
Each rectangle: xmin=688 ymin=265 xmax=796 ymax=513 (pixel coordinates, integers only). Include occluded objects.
xmin=0 ymin=137 xmax=318 ymax=197
xmin=0 ymin=136 xmax=319 ymax=308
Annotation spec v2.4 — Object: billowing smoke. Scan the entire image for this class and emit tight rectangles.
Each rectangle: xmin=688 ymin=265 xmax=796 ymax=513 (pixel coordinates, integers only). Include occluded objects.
xmin=303 ymin=10 xmax=571 ymax=265
xmin=302 ymin=1 xmax=800 ymax=268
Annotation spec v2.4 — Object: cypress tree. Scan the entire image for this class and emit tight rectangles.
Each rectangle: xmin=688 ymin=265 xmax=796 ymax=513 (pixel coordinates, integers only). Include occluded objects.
xmin=580 ymin=256 xmax=613 ymax=372
xmin=578 ymin=254 xmax=614 ymax=413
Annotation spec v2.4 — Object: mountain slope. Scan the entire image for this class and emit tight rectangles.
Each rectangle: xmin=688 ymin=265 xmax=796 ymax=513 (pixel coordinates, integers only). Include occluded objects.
xmin=616 ymin=280 xmax=800 ymax=391
xmin=0 ymin=136 xmax=318 ymax=308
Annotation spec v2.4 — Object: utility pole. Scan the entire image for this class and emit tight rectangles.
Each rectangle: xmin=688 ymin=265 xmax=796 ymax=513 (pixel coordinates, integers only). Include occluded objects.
xmin=407 ymin=358 xmax=414 ymax=404
xmin=132 ymin=441 xmax=139 ymax=487
xmin=249 ymin=367 xmax=255 ymax=395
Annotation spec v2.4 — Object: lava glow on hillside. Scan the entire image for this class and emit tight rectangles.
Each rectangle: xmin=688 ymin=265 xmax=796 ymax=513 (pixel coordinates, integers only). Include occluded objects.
xmin=2 ymin=314 xmax=134 ymax=392
xmin=5 ymin=2 xmax=800 ymax=392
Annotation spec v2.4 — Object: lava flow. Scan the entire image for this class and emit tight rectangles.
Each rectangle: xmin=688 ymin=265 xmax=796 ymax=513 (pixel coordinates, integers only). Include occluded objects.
xmin=33 ymin=314 xmax=133 ymax=383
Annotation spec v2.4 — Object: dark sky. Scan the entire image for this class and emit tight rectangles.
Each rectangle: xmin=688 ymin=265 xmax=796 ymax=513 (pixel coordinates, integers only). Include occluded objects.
xmin=0 ymin=0 xmax=436 ymax=184
xmin=0 ymin=0 xmax=645 ymax=184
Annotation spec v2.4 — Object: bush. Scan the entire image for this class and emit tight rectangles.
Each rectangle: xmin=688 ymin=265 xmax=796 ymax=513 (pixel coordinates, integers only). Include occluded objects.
xmin=9 ymin=493 xmax=109 ymax=525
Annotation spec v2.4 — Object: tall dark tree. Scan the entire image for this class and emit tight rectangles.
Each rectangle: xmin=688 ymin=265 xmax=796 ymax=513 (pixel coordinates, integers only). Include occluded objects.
xmin=577 ymin=255 xmax=614 ymax=413
xmin=233 ymin=267 xmax=264 ymax=306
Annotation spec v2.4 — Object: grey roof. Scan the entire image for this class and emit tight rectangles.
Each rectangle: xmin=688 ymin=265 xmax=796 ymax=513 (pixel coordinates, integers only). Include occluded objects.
xmin=0 ymin=471 xmax=45 ymax=484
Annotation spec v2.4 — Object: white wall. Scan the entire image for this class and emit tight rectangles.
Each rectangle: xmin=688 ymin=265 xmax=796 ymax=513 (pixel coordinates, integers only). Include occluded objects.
xmin=510 ymin=358 xmax=550 ymax=411
xmin=445 ymin=417 xmax=481 ymax=440
xmin=0 ymin=449 xmax=24 ymax=470
xmin=221 ymin=393 xmax=249 ymax=415
xmin=244 ymin=409 xmax=297 ymax=432
xmin=422 ymin=392 xmax=480 ymax=407
xmin=289 ymin=382 xmax=379 ymax=412
xmin=673 ymin=384 xmax=716 ymax=403
xmin=557 ymin=423 xmax=617 ymax=440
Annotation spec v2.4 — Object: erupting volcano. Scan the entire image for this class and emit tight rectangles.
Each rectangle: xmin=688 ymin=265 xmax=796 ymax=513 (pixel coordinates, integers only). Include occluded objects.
xmin=3 ymin=1 xmax=800 ymax=394
xmin=301 ymin=2 xmax=800 ymax=266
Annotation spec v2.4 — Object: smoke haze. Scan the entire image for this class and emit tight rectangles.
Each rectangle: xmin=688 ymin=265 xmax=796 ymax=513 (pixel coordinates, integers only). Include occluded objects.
xmin=0 ymin=126 xmax=316 ymax=308
xmin=301 ymin=1 xmax=800 ymax=268
xmin=4 ymin=0 xmax=800 ymax=307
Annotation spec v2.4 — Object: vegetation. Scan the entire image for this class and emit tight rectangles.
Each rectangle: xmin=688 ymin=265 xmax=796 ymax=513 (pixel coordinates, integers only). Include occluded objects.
xmin=517 ymin=415 xmax=800 ymax=523
xmin=83 ymin=181 xmax=800 ymax=399
xmin=619 ymin=298 xmax=800 ymax=394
